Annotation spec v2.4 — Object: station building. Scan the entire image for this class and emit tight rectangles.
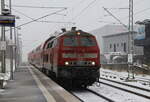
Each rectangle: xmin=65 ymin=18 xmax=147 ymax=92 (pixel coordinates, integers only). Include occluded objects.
xmin=91 ymin=25 xmax=143 ymax=64
xmin=102 ymin=31 xmax=143 ymax=55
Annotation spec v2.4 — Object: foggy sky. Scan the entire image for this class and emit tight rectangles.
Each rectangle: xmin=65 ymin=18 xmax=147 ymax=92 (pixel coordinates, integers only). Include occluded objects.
xmin=1 ymin=0 xmax=150 ymax=61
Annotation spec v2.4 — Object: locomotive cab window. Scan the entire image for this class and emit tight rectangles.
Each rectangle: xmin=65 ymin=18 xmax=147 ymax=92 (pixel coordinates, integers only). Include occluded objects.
xmin=80 ymin=37 xmax=96 ymax=46
xmin=63 ymin=36 xmax=78 ymax=46
xmin=47 ymin=41 xmax=54 ymax=49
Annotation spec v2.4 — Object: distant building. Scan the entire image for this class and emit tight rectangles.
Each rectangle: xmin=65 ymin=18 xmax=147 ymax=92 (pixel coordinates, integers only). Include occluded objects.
xmin=91 ymin=25 xmax=130 ymax=53
xmin=90 ymin=24 xmax=143 ymax=64
xmin=102 ymin=32 xmax=143 ymax=55
xmin=135 ymin=19 xmax=150 ymax=65
xmin=102 ymin=31 xmax=144 ymax=64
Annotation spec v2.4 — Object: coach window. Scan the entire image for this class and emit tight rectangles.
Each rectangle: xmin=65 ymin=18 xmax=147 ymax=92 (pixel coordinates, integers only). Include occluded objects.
xmin=44 ymin=54 xmax=48 ymax=62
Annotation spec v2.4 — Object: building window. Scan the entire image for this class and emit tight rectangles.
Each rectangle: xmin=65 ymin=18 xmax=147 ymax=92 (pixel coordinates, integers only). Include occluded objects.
xmin=123 ymin=43 xmax=126 ymax=52
xmin=114 ymin=44 xmax=116 ymax=52
xmin=121 ymin=43 xmax=124 ymax=46
xmin=117 ymin=43 xmax=119 ymax=47
xmin=110 ymin=44 xmax=112 ymax=49
xmin=43 ymin=54 xmax=48 ymax=62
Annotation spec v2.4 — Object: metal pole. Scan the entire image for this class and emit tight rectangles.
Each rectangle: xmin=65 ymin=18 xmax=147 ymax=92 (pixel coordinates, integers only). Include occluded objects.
xmin=9 ymin=0 xmax=14 ymax=80
xmin=127 ymin=0 xmax=131 ymax=79
xmin=1 ymin=0 xmax=6 ymax=74
xmin=14 ymin=27 xmax=17 ymax=69
xmin=131 ymin=0 xmax=135 ymax=79
xmin=127 ymin=0 xmax=134 ymax=80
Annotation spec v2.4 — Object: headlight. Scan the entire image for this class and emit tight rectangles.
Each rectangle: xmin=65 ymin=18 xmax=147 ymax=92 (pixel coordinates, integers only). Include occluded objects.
xmin=65 ymin=61 xmax=69 ymax=65
xmin=91 ymin=61 xmax=95 ymax=65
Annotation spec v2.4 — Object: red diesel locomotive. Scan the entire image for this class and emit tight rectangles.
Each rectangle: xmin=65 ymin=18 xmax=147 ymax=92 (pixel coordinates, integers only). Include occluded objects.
xmin=28 ymin=28 xmax=100 ymax=87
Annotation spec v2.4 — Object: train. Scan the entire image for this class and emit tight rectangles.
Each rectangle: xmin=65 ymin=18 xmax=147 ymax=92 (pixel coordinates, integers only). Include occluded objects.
xmin=28 ymin=27 xmax=101 ymax=87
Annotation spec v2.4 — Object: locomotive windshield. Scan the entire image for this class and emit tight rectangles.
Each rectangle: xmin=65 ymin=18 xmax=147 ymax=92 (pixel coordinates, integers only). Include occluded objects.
xmin=63 ymin=37 xmax=78 ymax=46
xmin=63 ymin=36 xmax=96 ymax=47
xmin=80 ymin=37 xmax=96 ymax=46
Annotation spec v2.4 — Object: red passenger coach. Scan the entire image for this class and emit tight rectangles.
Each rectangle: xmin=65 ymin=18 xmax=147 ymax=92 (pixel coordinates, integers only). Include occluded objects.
xmin=28 ymin=44 xmax=43 ymax=69
xmin=28 ymin=28 xmax=101 ymax=87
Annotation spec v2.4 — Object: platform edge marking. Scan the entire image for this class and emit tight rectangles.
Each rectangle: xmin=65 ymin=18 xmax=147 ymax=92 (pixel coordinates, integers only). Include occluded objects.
xmin=28 ymin=67 xmax=56 ymax=102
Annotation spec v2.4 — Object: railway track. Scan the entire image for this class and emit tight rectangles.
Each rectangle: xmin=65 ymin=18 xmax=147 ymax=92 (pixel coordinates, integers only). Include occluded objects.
xmin=99 ymin=78 xmax=150 ymax=100
xmin=72 ymin=88 xmax=115 ymax=102
xmin=100 ymin=77 xmax=150 ymax=92
xmin=86 ymin=88 xmax=115 ymax=102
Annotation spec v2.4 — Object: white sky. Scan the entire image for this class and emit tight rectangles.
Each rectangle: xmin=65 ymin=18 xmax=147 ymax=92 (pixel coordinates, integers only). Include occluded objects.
xmin=1 ymin=0 xmax=150 ymax=61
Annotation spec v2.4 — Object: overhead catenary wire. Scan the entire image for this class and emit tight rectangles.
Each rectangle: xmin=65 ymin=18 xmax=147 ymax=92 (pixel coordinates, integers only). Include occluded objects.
xmin=134 ymin=7 xmax=150 ymax=15
xmin=103 ymin=7 xmax=128 ymax=29
xmin=48 ymin=0 xmax=87 ymax=33
xmin=72 ymin=0 xmax=98 ymax=21
xmin=5 ymin=8 xmax=67 ymax=31
xmin=100 ymin=0 xmax=149 ymax=25
xmin=36 ymin=21 xmax=75 ymax=24
xmin=122 ymin=7 xmax=150 ymax=20
xmin=8 ymin=7 xmax=75 ymax=24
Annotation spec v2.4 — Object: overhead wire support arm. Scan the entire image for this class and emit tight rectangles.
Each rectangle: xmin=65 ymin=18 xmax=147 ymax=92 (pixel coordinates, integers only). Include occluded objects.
xmin=4 ymin=5 xmax=73 ymax=26
xmin=105 ymin=8 xmax=129 ymax=10
xmin=5 ymin=8 xmax=67 ymax=31
xmin=37 ymin=21 xmax=75 ymax=24
xmin=11 ymin=5 xmax=67 ymax=9
xmin=103 ymin=7 xmax=128 ymax=30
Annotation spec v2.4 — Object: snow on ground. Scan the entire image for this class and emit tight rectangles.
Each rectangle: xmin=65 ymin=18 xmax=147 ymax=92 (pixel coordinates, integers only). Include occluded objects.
xmin=0 ymin=59 xmax=16 ymax=89
xmin=0 ymin=89 xmax=4 ymax=93
xmin=73 ymin=90 xmax=108 ymax=102
xmin=0 ymin=59 xmax=15 ymax=79
xmin=100 ymin=68 xmax=150 ymax=89
xmin=89 ymin=84 xmax=150 ymax=102
xmin=100 ymin=78 xmax=150 ymax=97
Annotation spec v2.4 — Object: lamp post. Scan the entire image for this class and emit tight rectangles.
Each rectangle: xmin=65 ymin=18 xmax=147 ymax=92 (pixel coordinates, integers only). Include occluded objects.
xmin=0 ymin=0 xmax=6 ymax=88
xmin=14 ymin=27 xmax=21 ymax=68
xmin=9 ymin=0 xmax=14 ymax=80
xmin=17 ymin=34 xmax=22 ymax=66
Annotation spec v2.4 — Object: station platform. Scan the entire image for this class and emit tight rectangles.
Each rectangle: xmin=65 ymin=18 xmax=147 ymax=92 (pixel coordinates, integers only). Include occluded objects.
xmin=0 ymin=65 xmax=81 ymax=102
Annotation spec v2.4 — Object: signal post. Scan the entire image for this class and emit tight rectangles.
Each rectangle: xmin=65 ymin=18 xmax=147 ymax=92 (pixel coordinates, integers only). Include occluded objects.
xmin=0 ymin=0 xmax=15 ymax=88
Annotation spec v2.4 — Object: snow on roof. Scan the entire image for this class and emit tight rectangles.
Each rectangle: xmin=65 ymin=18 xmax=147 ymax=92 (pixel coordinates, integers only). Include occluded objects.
xmin=90 ymin=25 xmax=128 ymax=36
xmin=102 ymin=31 xmax=137 ymax=38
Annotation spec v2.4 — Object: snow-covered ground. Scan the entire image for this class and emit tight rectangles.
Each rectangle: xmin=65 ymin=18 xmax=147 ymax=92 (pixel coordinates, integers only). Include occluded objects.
xmin=74 ymin=68 xmax=150 ymax=102
xmin=74 ymin=83 xmax=150 ymax=102
xmin=89 ymin=84 xmax=150 ymax=102
xmin=0 ymin=59 xmax=16 ymax=88
xmin=0 ymin=89 xmax=4 ymax=93
xmin=100 ymin=68 xmax=150 ymax=89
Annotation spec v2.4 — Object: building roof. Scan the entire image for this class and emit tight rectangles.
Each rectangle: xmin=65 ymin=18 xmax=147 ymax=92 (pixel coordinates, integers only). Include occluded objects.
xmin=90 ymin=25 xmax=128 ymax=36
xmin=102 ymin=31 xmax=137 ymax=38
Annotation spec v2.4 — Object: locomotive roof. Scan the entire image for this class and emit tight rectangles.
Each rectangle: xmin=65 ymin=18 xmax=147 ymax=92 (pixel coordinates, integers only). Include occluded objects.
xmin=62 ymin=30 xmax=94 ymax=36
xmin=43 ymin=30 xmax=94 ymax=49
xmin=43 ymin=36 xmax=56 ymax=49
